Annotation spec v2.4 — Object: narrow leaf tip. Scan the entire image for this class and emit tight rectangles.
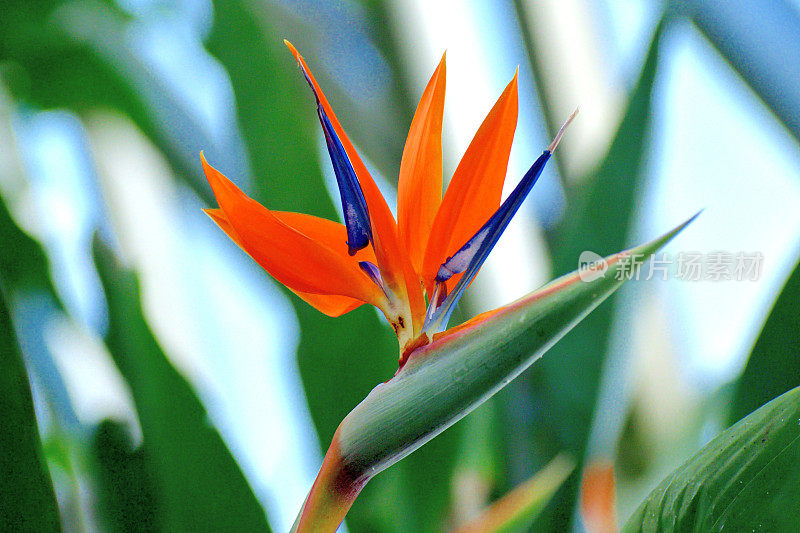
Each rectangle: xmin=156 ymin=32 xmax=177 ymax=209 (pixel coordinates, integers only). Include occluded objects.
xmin=548 ymin=107 xmax=579 ymax=152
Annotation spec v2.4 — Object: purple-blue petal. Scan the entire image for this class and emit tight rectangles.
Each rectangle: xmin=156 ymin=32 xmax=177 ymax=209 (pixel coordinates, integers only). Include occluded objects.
xmin=424 ymin=150 xmax=552 ymax=332
xmin=294 ymin=61 xmax=372 ymax=255
xmin=319 ymin=108 xmax=372 ymax=255
xmin=359 ymin=260 xmax=383 ymax=286
xmin=359 ymin=261 xmax=390 ymax=299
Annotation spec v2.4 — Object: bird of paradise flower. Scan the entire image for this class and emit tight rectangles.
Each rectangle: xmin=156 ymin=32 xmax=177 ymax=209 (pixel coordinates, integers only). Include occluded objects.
xmin=201 ymin=42 xmax=694 ymax=532
xmin=202 ymin=41 xmax=576 ymax=367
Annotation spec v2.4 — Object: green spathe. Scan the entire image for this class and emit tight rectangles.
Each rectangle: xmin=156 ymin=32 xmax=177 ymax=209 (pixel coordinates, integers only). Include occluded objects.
xmin=336 ymin=215 xmax=696 ymax=487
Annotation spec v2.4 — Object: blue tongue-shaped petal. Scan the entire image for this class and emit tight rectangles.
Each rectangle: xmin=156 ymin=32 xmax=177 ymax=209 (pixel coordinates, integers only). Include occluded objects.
xmin=423 ymin=150 xmax=551 ymax=332
xmin=424 ymin=109 xmax=577 ymax=333
xmin=318 ymin=108 xmax=372 ymax=255
xmin=293 ymin=55 xmax=372 ymax=255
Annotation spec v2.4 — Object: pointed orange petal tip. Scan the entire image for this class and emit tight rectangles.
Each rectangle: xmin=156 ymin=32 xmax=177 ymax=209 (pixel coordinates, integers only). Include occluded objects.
xmin=284 ymin=39 xmax=311 ymax=78
xmin=397 ymin=49 xmax=447 ymax=274
xmin=200 ymin=150 xmax=213 ymax=178
xmin=421 ymin=70 xmax=519 ymax=293
xmin=200 ymin=152 xmax=236 ymax=199
xmin=508 ymin=69 xmax=519 ymax=98
xmin=284 ymin=39 xmax=303 ymax=65
xmin=204 ymin=208 xmax=246 ymax=250
xmin=200 ymin=151 xmax=218 ymax=188
xmin=203 ymin=207 xmax=220 ymax=220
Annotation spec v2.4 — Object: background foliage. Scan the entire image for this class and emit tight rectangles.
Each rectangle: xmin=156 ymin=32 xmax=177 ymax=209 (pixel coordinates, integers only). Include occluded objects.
xmin=1 ymin=0 xmax=800 ymax=531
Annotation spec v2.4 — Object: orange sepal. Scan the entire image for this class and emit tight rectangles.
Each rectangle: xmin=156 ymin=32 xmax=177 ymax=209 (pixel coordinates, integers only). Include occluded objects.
xmin=284 ymin=41 xmax=426 ymax=330
xmin=273 ymin=211 xmax=377 ymax=316
xmin=205 ymin=208 xmax=370 ymax=317
xmin=422 ymin=72 xmax=519 ymax=294
xmin=270 ymin=211 xmax=377 ymax=265
xmin=201 ymin=154 xmax=385 ymax=309
xmin=288 ymin=289 xmax=365 ymax=317
xmin=398 ymin=53 xmax=446 ymax=274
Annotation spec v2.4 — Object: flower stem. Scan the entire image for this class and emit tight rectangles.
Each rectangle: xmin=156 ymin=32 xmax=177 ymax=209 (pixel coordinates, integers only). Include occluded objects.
xmin=293 ymin=432 xmax=364 ymax=533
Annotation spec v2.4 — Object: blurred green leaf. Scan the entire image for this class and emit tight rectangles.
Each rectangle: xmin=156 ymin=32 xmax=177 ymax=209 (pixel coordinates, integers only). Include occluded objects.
xmin=511 ymin=0 xmax=569 ymax=184
xmin=0 ymin=0 xmax=120 ymax=115
xmin=0 ymin=171 xmax=84 ymax=528
xmin=453 ymin=400 xmax=503 ymax=494
xmin=0 ymin=157 xmax=82 ymax=425
xmin=513 ymin=16 xmax=668 ymax=530
xmin=729 ymin=256 xmax=800 ymax=424
xmin=687 ymin=0 xmax=800 ymax=145
xmin=623 ymin=384 xmax=800 ymax=532
xmin=92 ymin=419 xmax=158 ymax=532
xmin=0 ymin=177 xmax=61 ymax=304
xmin=0 ymin=0 xmax=230 ymax=204
xmin=297 ymin=218 xmax=693 ymax=532
xmin=0 ymin=279 xmax=60 ymax=531
xmin=92 ymin=238 xmax=270 ymax=532
xmin=205 ymin=2 xmax=458 ymax=530
xmin=349 ymin=0 xmax=415 ymax=180
xmin=454 ymin=454 xmax=574 ymax=533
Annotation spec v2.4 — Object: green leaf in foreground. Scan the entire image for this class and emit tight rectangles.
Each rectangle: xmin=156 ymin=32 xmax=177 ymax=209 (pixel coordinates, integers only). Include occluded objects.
xmin=623 ymin=384 xmax=800 ymax=532
xmin=0 ymin=280 xmax=60 ymax=532
xmin=92 ymin=238 xmax=270 ymax=532
xmin=454 ymin=454 xmax=574 ymax=533
xmin=294 ymin=216 xmax=697 ymax=532
xmin=729 ymin=256 xmax=800 ymax=424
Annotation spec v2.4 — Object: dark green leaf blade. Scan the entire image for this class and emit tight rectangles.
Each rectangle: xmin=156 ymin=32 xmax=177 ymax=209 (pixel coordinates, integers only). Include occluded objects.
xmin=92 ymin=419 xmax=159 ymax=532
xmin=550 ymin=20 xmax=665 ymax=430
xmin=729 ymin=256 xmax=800 ymax=424
xmin=92 ymin=238 xmax=270 ymax=532
xmin=0 ymin=280 xmax=60 ymax=532
xmin=623 ymin=385 xmax=800 ymax=532
xmin=514 ymin=16 xmax=669 ymax=530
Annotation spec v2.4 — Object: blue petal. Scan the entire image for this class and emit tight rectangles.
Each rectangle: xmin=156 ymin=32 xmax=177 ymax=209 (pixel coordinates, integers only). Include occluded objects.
xmin=359 ymin=260 xmax=383 ymax=288
xmin=318 ymin=107 xmax=372 ymax=255
xmin=424 ymin=150 xmax=552 ymax=333
xmin=294 ymin=59 xmax=372 ymax=255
